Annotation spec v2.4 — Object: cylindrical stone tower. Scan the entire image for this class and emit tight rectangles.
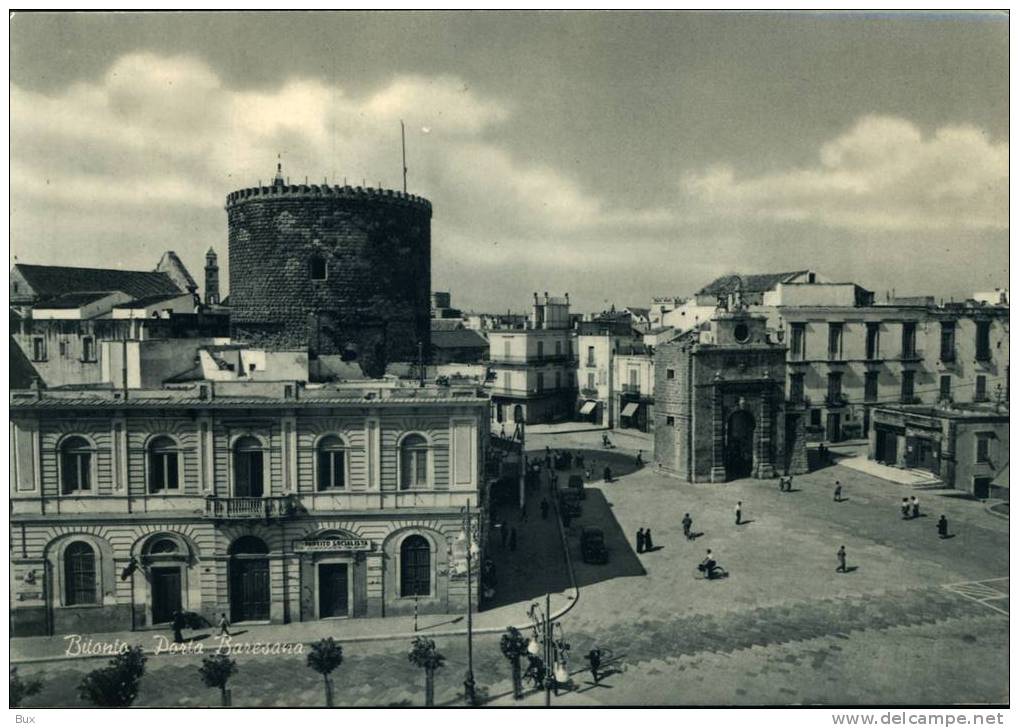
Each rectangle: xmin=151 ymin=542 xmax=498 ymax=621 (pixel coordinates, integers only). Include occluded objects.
xmin=225 ymin=175 xmax=432 ymax=377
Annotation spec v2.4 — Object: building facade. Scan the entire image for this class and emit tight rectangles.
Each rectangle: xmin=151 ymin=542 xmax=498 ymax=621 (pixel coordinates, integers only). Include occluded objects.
xmin=10 ymin=381 xmax=489 ymax=637
xmin=869 ymin=403 xmax=1009 ymax=498
xmin=613 ymin=353 xmax=655 ymax=432
xmin=576 ymin=319 xmax=645 ymax=427
xmin=487 ymin=293 xmax=577 ymax=425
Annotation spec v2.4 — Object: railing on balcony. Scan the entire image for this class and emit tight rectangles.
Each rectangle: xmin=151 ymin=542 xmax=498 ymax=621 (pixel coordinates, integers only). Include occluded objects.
xmin=825 ymin=393 xmax=848 ymax=407
xmin=204 ymin=495 xmax=297 ymax=520
xmin=491 ymin=354 xmax=577 ymax=365
xmin=621 ymin=384 xmax=641 ymax=395
xmin=580 ymin=387 xmax=599 ymax=397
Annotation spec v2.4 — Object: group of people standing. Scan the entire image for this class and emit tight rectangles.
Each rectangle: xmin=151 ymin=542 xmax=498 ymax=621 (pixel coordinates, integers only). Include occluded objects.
xmin=635 ymin=527 xmax=655 ymax=553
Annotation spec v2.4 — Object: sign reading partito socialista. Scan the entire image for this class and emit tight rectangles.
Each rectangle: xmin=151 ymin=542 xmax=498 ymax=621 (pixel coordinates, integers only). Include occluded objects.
xmin=294 ymin=538 xmax=373 ymax=553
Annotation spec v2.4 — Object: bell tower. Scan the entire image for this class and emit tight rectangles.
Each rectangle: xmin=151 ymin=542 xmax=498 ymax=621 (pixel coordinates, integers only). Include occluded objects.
xmin=205 ymin=247 xmax=220 ymax=306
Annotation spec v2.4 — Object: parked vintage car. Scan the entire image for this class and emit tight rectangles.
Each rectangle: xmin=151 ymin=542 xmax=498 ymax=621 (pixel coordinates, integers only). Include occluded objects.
xmin=558 ymin=493 xmax=582 ymax=518
xmin=580 ymin=527 xmax=609 ymax=564
xmin=566 ymin=474 xmax=586 ymax=499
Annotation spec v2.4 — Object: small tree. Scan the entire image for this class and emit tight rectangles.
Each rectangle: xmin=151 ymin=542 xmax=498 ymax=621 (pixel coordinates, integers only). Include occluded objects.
xmin=10 ymin=667 xmax=42 ymax=707
xmin=307 ymin=638 xmax=344 ymax=707
xmin=499 ymin=626 xmax=528 ymax=699
xmin=199 ymin=652 xmax=237 ymax=707
xmin=77 ymin=645 xmax=147 ymax=707
xmin=407 ymin=636 xmax=445 ymax=707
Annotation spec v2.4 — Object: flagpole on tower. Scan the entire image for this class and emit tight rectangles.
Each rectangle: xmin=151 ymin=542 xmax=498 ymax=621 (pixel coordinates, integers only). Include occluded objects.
xmin=401 ymin=120 xmax=408 ymax=193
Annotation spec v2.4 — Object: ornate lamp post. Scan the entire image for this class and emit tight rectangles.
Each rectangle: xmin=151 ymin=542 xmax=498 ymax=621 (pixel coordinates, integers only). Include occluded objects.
xmin=527 ymin=594 xmax=557 ymax=706
xmin=459 ymin=501 xmax=480 ymax=705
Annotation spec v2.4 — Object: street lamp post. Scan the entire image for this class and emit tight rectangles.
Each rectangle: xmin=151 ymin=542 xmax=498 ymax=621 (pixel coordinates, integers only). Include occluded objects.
xmin=527 ymin=595 xmax=554 ymax=706
xmin=460 ymin=500 xmax=479 ymax=706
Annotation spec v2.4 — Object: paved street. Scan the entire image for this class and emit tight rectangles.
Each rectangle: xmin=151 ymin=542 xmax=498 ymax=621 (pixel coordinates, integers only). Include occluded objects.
xmin=14 ymin=428 xmax=1008 ymax=706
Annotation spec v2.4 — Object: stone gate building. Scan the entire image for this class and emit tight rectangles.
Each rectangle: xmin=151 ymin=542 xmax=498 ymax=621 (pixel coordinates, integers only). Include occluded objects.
xmin=653 ymin=309 xmax=807 ymax=482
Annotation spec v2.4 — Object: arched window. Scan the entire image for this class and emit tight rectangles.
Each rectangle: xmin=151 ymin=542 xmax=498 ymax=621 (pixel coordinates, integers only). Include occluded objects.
xmin=60 ymin=436 xmax=92 ymax=495
xmin=148 ymin=538 xmax=179 ymax=555
xmin=148 ymin=436 xmax=180 ymax=492
xmin=400 ymin=535 xmax=430 ymax=597
xmin=316 ymin=436 xmax=346 ymax=491
xmin=233 ymin=436 xmax=264 ymax=497
xmin=309 ymin=254 xmax=327 ymax=281
xmin=400 ymin=434 xmax=429 ymax=490
xmin=65 ymin=541 xmax=97 ymax=605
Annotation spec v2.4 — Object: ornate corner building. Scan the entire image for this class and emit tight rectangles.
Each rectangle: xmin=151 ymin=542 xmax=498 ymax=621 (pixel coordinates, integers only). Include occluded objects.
xmin=10 ymin=383 xmax=488 ymax=637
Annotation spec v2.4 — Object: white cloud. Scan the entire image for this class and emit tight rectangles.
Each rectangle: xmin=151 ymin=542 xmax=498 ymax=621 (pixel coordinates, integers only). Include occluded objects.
xmin=682 ymin=115 xmax=1008 ymax=231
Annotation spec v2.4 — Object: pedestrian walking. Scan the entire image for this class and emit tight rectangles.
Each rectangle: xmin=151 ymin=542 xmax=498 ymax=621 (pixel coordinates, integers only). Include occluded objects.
xmin=540 ymin=498 xmax=549 ymax=520
xmin=682 ymin=513 xmax=693 ymax=540
xmin=836 ymin=545 xmax=847 ymax=573
xmin=735 ymin=500 xmax=743 ymax=525
xmin=587 ymin=647 xmax=603 ymax=684
xmin=777 ymin=475 xmax=785 ymax=492
xmin=644 ymin=528 xmax=654 ymax=551
xmin=509 ymin=527 xmax=517 ymax=552
xmin=911 ymin=496 xmax=920 ymax=519
xmin=636 ymin=450 xmax=644 ymax=467
xmin=833 ymin=481 xmax=842 ymax=502
xmin=636 ymin=528 xmax=645 ymax=553
xmin=171 ymin=610 xmax=185 ymax=644
xmin=604 ymin=465 xmax=612 ymax=482
xmin=901 ymin=497 xmax=911 ymax=519
xmin=937 ymin=515 xmax=949 ymax=539
xmin=218 ymin=612 xmax=231 ymax=637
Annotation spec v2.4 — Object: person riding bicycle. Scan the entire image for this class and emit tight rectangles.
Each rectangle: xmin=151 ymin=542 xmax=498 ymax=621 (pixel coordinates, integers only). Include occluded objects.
xmin=698 ymin=549 xmax=720 ymax=579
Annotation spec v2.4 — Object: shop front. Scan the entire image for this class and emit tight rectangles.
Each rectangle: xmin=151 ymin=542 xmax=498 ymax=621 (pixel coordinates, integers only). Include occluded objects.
xmin=295 ymin=533 xmax=372 ymax=620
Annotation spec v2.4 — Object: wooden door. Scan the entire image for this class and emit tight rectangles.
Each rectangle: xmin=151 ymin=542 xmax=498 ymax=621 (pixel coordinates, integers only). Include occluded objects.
xmin=151 ymin=567 xmax=181 ymax=624
xmin=230 ymin=559 xmax=270 ymax=622
xmin=318 ymin=564 xmax=349 ymax=618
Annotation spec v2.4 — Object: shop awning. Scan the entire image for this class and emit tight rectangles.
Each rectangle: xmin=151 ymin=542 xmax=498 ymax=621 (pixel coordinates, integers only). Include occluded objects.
xmin=579 ymin=400 xmax=598 ymax=415
xmin=621 ymin=402 xmax=640 ymax=418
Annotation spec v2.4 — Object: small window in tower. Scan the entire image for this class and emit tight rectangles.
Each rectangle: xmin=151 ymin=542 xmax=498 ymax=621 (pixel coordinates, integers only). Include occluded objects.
xmin=309 ymin=254 xmax=327 ymax=281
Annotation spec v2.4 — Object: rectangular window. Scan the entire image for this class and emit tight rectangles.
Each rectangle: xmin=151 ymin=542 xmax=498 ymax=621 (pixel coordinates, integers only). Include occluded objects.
xmin=975 ymin=321 xmax=991 ymax=361
xmin=536 ymin=341 xmax=544 ymax=359
xmin=59 ymin=340 xmax=68 ymax=357
xmin=666 ymin=368 xmax=675 ymax=380
xmin=555 ymin=341 xmax=562 ymax=356
xmin=810 ymin=408 xmax=822 ymax=427
xmin=149 ymin=452 xmax=180 ymax=492
xmin=901 ymin=323 xmax=917 ymax=359
xmin=789 ymin=323 xmax=806 ymax=360
xmin=865 ymin=371 xmax=879 ymax=402
xmin=901 ymin=370 xmax=915 ymax=401
xmin=317 ymin=451 xmax=345 ymax=490
xmin=536 ymin=372 xmax=544 ymax=392
xmin=587 ymin=372 xmax=595 ymax=390
xmin=789 ymin=373 xmax=804 ymax=403
xmin=866 ymin=323 xmax=880 ymax=360
xmin=31 ymin=336 xmax=46 ymax=361
xmin=415 ymin=451 xmax=428 ymax=484
xmin=665 ymin=416 xmax=675 ymax=426
xmin=587 ymin=346 xmax=595 ymax=366
xmin=939 ymin=375 xmax=951 ymax=401
xmin=81 ymin=336 xmax=96 ymax=362
xmin=976 ymin=434 xmax=991 ymax=463
xmin=555 ymin=371 xmax=562 ymax=390
xmin=827 ymin=372 xmax=842 ymax=402
xmin=940 ymin=322 xmax=956 ymax=362
xmin=828 ymin=323 xmax=843 ymax=360
xmin=503 ymin=339 xmax=511 ymax=359
xmin=975 ymin=375 xmax=987 ymax=401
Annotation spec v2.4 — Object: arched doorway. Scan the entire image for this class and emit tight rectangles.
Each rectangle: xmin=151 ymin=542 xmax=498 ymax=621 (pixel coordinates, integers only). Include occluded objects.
xmin=145 ymin=536 xmax=186 ymax=624
xmin=726 ymin=409 xmax=756 ymax=480
xmin=229 ymin=536 xmax=270 ymax=622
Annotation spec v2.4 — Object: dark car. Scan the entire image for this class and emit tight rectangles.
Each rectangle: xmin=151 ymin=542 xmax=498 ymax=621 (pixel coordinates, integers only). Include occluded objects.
xmin=567 ymin=474 xmax=586 ymax=499
xmin=580 ymin=527 xmax=609 ymax=564
xmin=558 ymin=493 xmax=582 ymax=518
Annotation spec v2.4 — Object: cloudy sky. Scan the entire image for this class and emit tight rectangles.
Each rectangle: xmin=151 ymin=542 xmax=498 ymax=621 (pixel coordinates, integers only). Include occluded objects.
xmin=10 ymin=11 xmax=1008 ymax=311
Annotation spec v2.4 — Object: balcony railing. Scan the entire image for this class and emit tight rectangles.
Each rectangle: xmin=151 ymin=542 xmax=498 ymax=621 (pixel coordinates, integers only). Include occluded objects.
xmin=825 ymin=393 xmax=848 ymax=407
xmin=204 ymin=495 xmax=298 ymax=520
xmin=621 ymin=384 xmax=641 ymax=395
xmin=580 ymin=387 xmax=599 ymax=397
